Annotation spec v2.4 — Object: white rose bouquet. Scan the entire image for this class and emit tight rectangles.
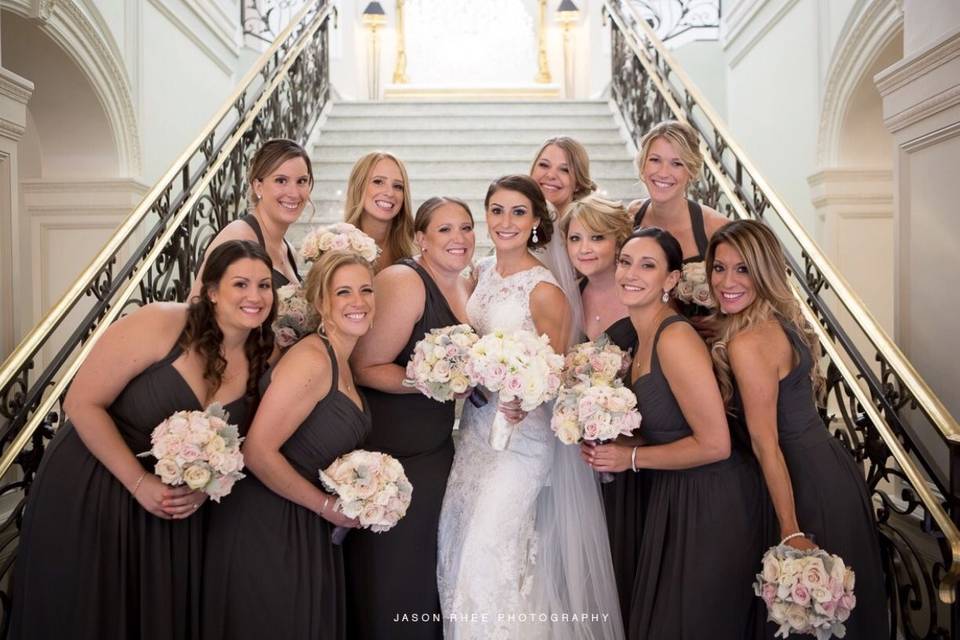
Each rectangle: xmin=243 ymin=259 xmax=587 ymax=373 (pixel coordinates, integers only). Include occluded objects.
xmin=675 ymin=261 xmax=716 ymax=309
xmin=559 ymin=334 xmax=631 ymax=388
xmin=403 ymin=324 xmax=479 ymax=402
xmin=754 ymin=543 xmax=857 ymax=640
xmin=465 ymin=329 xmax=564 ymax=451
xmin=319 ymin=449 xmax=413 ymax=544
xmin=299 ymin=222 xmax=379 ymax=264
xmin=272 ymin=283 xmax=319 ymax=349
xmin=140 ymin=403 xmax=245 ymax=503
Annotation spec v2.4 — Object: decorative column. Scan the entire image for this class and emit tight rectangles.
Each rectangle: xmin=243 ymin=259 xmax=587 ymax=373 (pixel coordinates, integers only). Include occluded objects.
xmin=392 ymin=0 xmax=409 ymax=84
xmin=535 ymin=0 xmax=552 ymax=83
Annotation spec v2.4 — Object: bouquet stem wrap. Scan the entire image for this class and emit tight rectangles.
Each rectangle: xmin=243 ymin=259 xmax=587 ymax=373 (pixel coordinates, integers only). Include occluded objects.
xmin=489 ymin=410 xmax=517 ymax=451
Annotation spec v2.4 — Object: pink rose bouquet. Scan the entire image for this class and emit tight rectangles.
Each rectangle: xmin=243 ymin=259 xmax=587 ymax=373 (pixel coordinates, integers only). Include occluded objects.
xmin=559 ymin=334 xmax=631 ymax=388
xmin=754 ymin=544 xmax=857 ymax=639
xmin=319 ymin=449 xmax=413 ymax=544
xmin=466 ymin=328 xmax=564 ymax=451
xmin=675 ymin=261 xmax=715 ymax=309
xmin=272 ymin=283 xmax=319 ymax=349
xmin=299 ymin=222 xmax=379 ymax=264
xmin=403 ymin=324 xmax=479 ymax=402
xmin=140 ymin=403 xmax=245 ymax=503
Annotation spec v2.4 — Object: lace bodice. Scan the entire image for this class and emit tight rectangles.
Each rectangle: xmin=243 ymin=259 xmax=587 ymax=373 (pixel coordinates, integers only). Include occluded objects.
xmin=466 ymin=257 xmax=560 ymax=335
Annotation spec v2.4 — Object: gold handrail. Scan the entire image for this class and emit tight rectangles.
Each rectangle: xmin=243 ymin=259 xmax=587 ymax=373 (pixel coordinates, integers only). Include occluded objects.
xmin=0 ymin=0 xmax=328 ymax=396
xmin=606 ymin=0 xmax=960 ymax=444
xmin=603 ymin=0 xmax=960 ymax=600
xmin=0 ymin=1 xmax=333 ymax=479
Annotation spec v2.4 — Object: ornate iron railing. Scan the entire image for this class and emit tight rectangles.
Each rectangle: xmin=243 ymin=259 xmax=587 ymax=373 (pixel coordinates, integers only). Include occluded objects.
xmin=0 ymin=0 xmax=334 ymax=632
xmin=242 ymin=0 xmax=312 ymax=46
xmin=603 ymin=0 xmax=959 ymax=636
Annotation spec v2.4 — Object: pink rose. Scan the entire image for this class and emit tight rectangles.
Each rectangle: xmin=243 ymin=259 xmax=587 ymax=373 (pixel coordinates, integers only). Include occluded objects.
xmin=178 ymin=443 xmax=203 ymax=463
xmin=275 ymin=326 xmax=298 ymax=348
xmin=790 ymin=583 xmax=810 ymax=606
xmin=813 ymin=598 xmax=836 ymax=617
xmin=330 ymin=234 xmax=350 ymax=251
xmin=761 ymin=583 xmax=777 ymax=606
xmin=504 ymin=375 xmax=524 ymax=396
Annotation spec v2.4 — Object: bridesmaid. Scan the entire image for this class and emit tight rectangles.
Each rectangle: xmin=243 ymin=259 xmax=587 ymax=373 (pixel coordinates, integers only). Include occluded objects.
xmin=10 ymin=240 xmax=275 ymax=640
xmin=563 ymin=193 xmax=634 ymax=346
xmin=191 ymin=138 xmax=312 ymax=296
xmin=562 ymin=194 xmax=640 ymax=628
xmin=202 ymin=249 xmax=375 ymax=640
xmin=584 ymin=227 xmax=765 ymax=640
xmin=530 ymin=135 xmax=597 ymax=219
xmin=628 ymin=121 xmax=727 ymax=329
xmin=346 ymin=196 xmax=476 ymax=639
xmin=707 ymin=220 xmax=888 ymax=638
xmin=343 ymin=151 xmax=415 ymax=271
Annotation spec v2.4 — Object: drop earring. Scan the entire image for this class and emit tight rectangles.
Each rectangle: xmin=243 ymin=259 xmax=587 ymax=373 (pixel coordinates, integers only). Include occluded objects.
xmin=661 ymin=290 xmax=670 ymax=303
xmin=531 ymin=225 xmax=539 ymax=244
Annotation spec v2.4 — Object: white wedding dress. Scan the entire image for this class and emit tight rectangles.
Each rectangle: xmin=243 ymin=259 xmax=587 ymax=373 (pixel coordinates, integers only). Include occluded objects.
xmin=437 ymin=256 xmax=624 ymax=640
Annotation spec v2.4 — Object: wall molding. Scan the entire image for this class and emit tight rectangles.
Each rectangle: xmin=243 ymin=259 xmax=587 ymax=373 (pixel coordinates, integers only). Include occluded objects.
xmin=816 ymin=0 xmax=903 ymax=166
xmin=3 ymin=0 xmax=143 ymax=175
xmin=884 ymin=84 xmax=960 ymax=134
xmin=875 ymin=25 xmax=960 ymax=96
xmin=145 ymin=0 xmax=240 ymax=76
xmin=721 ymin=0 xmax=802 ymax=68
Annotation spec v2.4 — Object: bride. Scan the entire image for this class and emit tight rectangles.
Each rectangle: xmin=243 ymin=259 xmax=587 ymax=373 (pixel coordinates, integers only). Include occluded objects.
xmin=437 ymin=175 xmax=623 ymax=639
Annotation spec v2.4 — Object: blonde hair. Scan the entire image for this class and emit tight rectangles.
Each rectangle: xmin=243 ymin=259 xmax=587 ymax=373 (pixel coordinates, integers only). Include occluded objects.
xmin=303 ymin=250 xmax=375 ymax=330
xmin=343 ymin=152 xmax=415 ymax=263
xmin=706 ymin=220 xmax=824 ymax=407
xmin=560 ymin=194 xmax=634 ymax=249
xmin=247 ymin=138 xmax=313 ymax=205
xmin=530 ymin=137 xmax=598 ymax=202
xmin=635 ymin=120 xmax=704 ymax=187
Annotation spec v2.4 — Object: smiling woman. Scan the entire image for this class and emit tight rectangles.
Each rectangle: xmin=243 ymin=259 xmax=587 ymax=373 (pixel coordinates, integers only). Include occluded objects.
xmin=9 ymin=240 xmax=276 ymax=640
xmin=190 ymin=139 xmax=314 ymax=298
xmin=343 ymin=151 xmax=416 ymax=272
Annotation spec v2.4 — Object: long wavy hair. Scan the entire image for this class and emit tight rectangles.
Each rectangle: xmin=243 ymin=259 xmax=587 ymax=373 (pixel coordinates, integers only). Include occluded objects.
xmin=706 ymin=220 xmax=824 ymax=408
xmin=342 ymin=151 xmax=415 ymax=264
xmin=183 ymin=240 xmax=276 ymax=403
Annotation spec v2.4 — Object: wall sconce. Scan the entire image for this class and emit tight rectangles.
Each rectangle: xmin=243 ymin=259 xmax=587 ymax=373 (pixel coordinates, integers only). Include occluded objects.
xmin=362 ymin=2 xmax=387 ymax=100
xmin=555 ymin=0 xmax=579 ymax=98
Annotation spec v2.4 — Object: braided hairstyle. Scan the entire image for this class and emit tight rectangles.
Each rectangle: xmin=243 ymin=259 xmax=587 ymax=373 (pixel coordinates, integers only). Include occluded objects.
xmin=183 ymin=239 xmax=276 ymax=404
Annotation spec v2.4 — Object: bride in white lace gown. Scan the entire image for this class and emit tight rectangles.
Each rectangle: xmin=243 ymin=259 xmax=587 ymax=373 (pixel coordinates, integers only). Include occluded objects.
xmin=438 ymin=176 xmax=623 ymax=640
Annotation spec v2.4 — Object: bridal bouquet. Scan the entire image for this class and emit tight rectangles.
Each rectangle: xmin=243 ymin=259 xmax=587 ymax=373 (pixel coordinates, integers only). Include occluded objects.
xmin=300 ymin=222 xmax=379 ymax=264
xmin=319 ymin=450 xmax=413 ymax=544
xmin=141 ymin=403 xmax=245 ymax=502
xmin=272 ymin=283 xmax=319 ymax=348
xmin=675 ymin=261 xmax=716 ymax=309
xmin=754 ymin=544 xmax=857 ymax=640
xmin=403 ymin=324 xmax=479 ymax=402
xmin=466 ymin=329 xmax=564 ymax=451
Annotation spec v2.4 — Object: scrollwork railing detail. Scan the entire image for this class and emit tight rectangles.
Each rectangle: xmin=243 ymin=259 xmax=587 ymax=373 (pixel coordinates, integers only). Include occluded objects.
xmin=0 ymin=2 xmax=334 ymax=633
xmin=605 ymin=0 xmax=959 ymax=636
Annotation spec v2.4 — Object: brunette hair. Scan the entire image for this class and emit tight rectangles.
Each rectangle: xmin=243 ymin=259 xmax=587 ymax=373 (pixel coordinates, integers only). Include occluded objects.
xmin=414 ymin=196 xmax=474 ymax=233
xmin=183 ymin=240 xmax=276 ymax=403
xmin=484 ymin=174 xmax=553 ymax=248
xmin=706 ymin=220 xmax=825 ymax=406
xmin=247 ymin=138 xmax=314 ymax=205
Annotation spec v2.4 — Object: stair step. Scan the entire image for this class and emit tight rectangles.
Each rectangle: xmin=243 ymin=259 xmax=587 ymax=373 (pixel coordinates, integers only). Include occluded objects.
xmin=331 ymin=101 xmax=613 ymax=117
xmin=324 ymin=115 xmax=617 ymax=131
xmin=311 ymin=144 xmax=634 ymax=162
xmin=311 ymin=160 xmax=638 ymax=181
xmin=310 ymin=178 xmax=639 ymax=200
xmin=316 ymin=129 xmax=627 ymax=145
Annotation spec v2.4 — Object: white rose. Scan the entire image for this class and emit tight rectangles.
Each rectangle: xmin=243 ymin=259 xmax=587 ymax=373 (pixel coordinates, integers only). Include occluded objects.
xmin=183 ymin=464 xmax=212 ymax=490
xmin=154 ymin=459 xmax=182 ymax=485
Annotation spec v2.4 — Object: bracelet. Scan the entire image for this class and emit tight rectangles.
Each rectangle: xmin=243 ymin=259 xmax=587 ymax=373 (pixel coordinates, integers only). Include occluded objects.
xmin=631 ymin=446 xmax=639 ymax=473
xmin=321 ymin=496 xmax=330 ymax=514
xmin=131 ymin=471 xmax=147 ymax=496
xmin=779 ymin=532 xmax=805 ymax=546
